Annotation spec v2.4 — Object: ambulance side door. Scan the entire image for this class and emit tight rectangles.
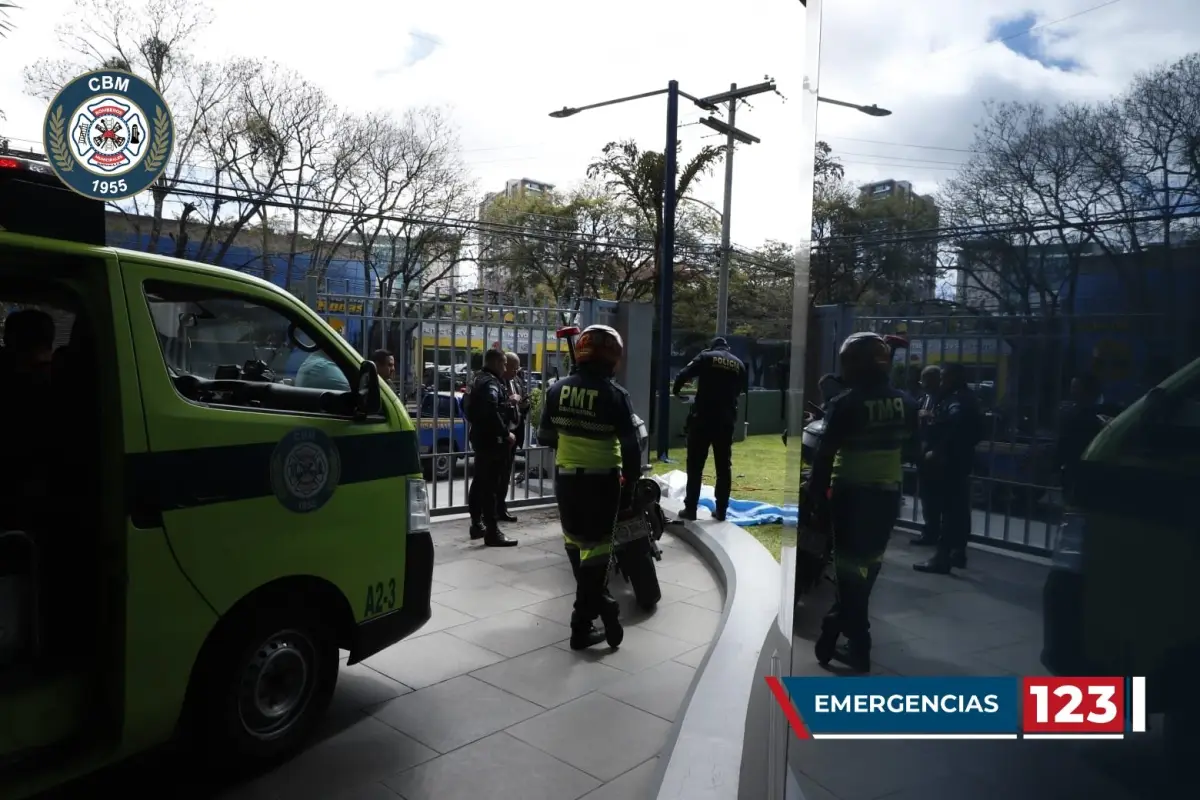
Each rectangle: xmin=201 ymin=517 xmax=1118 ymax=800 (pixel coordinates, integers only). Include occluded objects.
xmin=118 ymin=260 xmax=416 ymax=620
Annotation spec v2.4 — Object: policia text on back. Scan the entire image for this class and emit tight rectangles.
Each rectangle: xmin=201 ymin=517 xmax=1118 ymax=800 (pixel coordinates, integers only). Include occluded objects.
xmin=672 ymin=336 xmax=748 ymax=521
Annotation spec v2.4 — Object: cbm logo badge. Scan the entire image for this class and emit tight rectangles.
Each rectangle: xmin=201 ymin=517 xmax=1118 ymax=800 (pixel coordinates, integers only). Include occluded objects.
xmin=42 ymin=70 xmax=174 ymax=201
xmin=271 ymin=428 xmax=342 ymax=514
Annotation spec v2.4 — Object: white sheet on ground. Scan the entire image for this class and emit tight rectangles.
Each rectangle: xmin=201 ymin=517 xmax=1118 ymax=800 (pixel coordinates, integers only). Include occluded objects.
xmin=651 ymin=469 xmax=798 ymax=527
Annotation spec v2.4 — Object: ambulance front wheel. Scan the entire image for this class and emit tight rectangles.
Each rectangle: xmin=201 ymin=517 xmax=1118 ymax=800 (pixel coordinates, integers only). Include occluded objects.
xmin=191 ymin=605 xmax=339 ymax=768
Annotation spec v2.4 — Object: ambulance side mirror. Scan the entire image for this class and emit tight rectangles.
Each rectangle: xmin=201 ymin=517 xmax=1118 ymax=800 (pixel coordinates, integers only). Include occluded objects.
xmin=357 ymin=360 xmax=382 ymax=417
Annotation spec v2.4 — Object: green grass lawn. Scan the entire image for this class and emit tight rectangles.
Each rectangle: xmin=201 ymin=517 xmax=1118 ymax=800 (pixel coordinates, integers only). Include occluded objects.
xmin=652 ymin=434 xmax=793 ymax=561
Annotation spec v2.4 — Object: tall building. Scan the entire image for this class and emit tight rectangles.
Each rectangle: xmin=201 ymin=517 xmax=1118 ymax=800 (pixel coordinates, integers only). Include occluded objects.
xmin=857 ymin=179 xmax=941 ymax=300
xmin=477 ymin=178 xmax=556 ymax=296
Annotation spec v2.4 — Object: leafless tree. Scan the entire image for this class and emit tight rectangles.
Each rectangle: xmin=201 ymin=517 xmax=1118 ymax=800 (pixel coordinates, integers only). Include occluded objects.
xmin=302 ymin=113 xmax=372 ymax=290
xmin=267 ymin=70 xmax=341 ymax=291
xmin=189 ymin=59 xmax=294 ymax=267
xmin=342 ymin=108 xmax=478 ymax=300
xmin=941 ymin=53 xmax=1200 ymax=317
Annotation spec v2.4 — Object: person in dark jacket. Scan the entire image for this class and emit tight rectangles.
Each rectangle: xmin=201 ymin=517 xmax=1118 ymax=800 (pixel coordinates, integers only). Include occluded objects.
xmin=467 ymin=349 xmax=518 ymax=547
xmin=1054 ymin=373 xmax=1106 ymax=501
xmin=805 ymin=332 xmax=918 ymax=673
xmin=913 ymin=363 xmax=982 ymax=574
xmin=538 ymin=325 xmax=642 ymax=650
xmin=672 ymin=337 xmax=748 ymax=521
xmin=497 ymin=351 xmax=530 ymax=522
xmin=911 ymin=365 xmax=944 ymax=547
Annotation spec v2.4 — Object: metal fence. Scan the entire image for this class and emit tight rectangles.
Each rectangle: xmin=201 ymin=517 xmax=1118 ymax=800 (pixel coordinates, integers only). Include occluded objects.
xmin=312 ymin=280 xmax=576 ymax=515
xmin=851 ymin=310 xmax=1175 ymax=556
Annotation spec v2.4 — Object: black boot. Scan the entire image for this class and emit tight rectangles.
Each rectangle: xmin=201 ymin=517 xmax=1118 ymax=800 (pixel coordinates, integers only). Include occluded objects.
xmin=815 ymin=625 xmax=839 ymax=666
xmin=469 ymin=522 xmax=486 ymax=540
xmin=713 ymin=506 xmax=728 ymax=522
xmin=913 ymin=554 xmax=953 ymax=574
xmin=950 ymin=549 xmax=967 ymax=569
xmin=911 ymin=534 xmax=939 ymax=546
xmin=569 ymin=618 xmax=606 ymax=650
xmin=678 ymin=506 xmax=697 ymax=521
xmin=484 ymin=527 xmax=519 ymax=547
xmin=599 ymin=603 xmax=623 ymax=648
xmin=498 ymin=508 xmax=518 ymax=523
xmin=833 ymin=642 xmax=871 ymax=673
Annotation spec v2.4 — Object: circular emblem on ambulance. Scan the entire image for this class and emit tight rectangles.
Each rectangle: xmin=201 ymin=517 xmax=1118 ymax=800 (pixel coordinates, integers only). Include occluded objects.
xmin=42 ymin=70 xmax=174 ymax=201
xmin=271 ymin=428 xmax=342 ymax=514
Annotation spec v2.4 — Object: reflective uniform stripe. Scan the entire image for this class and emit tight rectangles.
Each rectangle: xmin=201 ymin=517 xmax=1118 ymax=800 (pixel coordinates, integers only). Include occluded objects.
xmin=555 ymin=431 xmax=621 ymax=469
xmin=831 ymin=448 xmax=902 ymax=487
xmin=563 ymin=532 xmax=613 ymax=565
xmin=834 ymin=551 xmax=886 ymax=578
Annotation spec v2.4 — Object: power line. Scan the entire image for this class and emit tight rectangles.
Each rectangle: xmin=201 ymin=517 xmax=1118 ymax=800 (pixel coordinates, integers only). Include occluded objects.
xmin=812 ymin=205 xmax=1200 ymax=247
xmin=838 ymin=159 xmax=962 ymax=172
xmin=4 ymin=137 xmax=717 ymax=236
xmin=156 ymin=176 xmax=722 ymax=258
xmin=836 ymin=151 xmax=968 ymax=167
xmin=824 ymin=136 xmax=977 ymax=155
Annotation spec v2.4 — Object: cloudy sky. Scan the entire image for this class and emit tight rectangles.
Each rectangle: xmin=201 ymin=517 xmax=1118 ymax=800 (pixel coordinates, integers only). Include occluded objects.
xmin=1 ymin=0 xmax=1195 ymax=250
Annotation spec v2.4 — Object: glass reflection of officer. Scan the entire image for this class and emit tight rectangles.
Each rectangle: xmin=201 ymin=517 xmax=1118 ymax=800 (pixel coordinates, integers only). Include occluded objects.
xmin=913 ymin=363 xmax=982 ymax=574
xmin=911 ymin=365 xmax=944 ymax=547
xmin=538 ymin=325 xmax=642 ymax=650
xmin=672 ymin=337 xmax=748 ymax=522
xmin=804 ymin=332 xmax=917 ymax=673
xmin=1054 ymin=372 xmax=1104 ymax=501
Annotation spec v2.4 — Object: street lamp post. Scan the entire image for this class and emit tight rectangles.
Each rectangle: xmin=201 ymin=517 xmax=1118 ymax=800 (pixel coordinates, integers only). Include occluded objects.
xmin=659 ymin=81 xmax=680 ymax=463
xmin=548 ymin=82 xmax=726 ymax=461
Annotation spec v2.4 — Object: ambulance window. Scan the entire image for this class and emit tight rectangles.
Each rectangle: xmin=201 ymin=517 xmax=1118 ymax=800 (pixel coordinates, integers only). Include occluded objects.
xmin=142 ymin=280 xmax=353 ymax=400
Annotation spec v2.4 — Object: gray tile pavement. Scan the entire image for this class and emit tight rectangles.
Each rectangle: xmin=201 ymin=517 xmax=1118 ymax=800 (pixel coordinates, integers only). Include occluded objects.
xmin=787 ymin=535 xmax=1176 ymax=800
xmin=220 ymin=509 xmax=721 ymax=800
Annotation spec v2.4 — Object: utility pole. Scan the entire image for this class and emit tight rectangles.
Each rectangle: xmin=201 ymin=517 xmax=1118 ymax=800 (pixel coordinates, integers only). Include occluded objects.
xmin=698 ymin=80 xmax=775 ymax=338
xmin=715 ymin=83 xmax=737 ymax=337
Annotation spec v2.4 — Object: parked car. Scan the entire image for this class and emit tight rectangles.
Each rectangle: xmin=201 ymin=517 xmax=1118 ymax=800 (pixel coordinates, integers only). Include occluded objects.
xmin=417 ymin=391 xmax=469 ymax=479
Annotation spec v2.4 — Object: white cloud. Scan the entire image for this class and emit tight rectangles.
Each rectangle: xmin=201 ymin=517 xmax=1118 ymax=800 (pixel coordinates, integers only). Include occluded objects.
xmin=1 ymin=0 xmax=1197 ymax=247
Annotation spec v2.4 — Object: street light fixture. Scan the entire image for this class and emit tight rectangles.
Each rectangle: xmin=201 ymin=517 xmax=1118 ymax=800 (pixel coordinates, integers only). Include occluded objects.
xmin=817 ymin=96 xmax=892 ymax=116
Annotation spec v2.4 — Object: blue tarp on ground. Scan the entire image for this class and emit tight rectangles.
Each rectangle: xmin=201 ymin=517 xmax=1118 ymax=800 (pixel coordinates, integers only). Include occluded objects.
xmin=697 ymin=496 xmax=799 ymax=527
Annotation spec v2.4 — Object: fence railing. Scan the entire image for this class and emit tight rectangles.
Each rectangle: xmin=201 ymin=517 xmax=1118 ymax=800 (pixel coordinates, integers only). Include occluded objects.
xmin=314 ymin=286 xmax=576 ymax=514
xmin=851 ymin=310 xmax=1175 ymax=556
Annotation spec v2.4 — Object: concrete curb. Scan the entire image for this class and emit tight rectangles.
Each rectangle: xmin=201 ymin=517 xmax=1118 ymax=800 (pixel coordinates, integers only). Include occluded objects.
xmin=652 ymin=500 xmax=782 ymax=800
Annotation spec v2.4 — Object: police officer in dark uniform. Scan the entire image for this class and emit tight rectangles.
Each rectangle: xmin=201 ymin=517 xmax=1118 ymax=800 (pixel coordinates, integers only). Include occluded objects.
xmin=538 ymin=325 xmax=642 ymax=650
xmin=1054 ymin=373 xmax=1105 ymax=502
xmin=911 ymin=365 xmax=944 ymax=547
xmin=914 ymin=363 xmax=982 ymax=574
xmin=805 ymin=332 xmax=917 ymax=673
xmin=467 ymin=349 xmax=519 ymax=547
xmin=673 ymin=337 xmax=748 ymax=521
xmin=496 ymin=351 xmax=529 ymax=523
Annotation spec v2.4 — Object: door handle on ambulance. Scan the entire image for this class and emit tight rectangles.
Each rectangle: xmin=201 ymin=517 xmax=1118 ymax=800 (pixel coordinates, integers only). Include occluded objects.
xmin=129 ymin=505 xmax=164 ymax=529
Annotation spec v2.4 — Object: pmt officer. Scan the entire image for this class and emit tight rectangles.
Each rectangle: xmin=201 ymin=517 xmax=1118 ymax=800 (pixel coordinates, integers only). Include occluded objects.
xmin=805 ymin=332 xmax=917 ymax=673
xmin=538 ymin=325 xmax=642 ymax=650
xmin=672 ymin=337 xmax=748 ymax=521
